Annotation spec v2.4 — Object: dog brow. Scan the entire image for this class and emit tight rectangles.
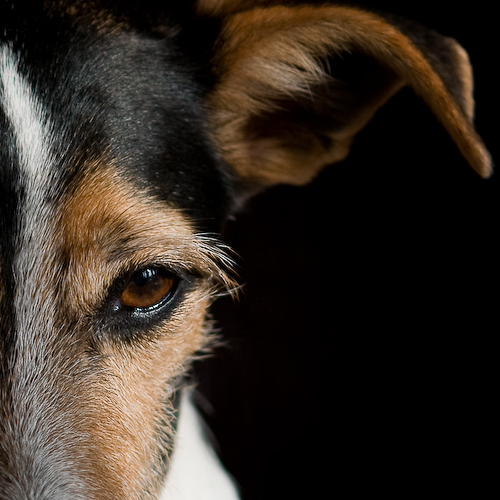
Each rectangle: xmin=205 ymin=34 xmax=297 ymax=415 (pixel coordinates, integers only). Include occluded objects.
xmin=193 ymin=234 xmax=239 ymax=297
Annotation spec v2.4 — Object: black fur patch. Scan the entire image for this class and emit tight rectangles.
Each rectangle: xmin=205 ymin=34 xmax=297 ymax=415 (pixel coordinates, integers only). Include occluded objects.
xmin=1 ymin=1 xmax=233 ymax=232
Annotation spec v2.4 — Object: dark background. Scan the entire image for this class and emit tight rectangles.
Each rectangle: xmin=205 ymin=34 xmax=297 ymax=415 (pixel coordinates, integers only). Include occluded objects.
xmin=194 ymin=2 xmax=497 ymax=497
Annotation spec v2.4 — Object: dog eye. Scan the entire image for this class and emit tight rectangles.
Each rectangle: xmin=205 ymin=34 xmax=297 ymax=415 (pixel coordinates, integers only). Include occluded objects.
xmin=116 ymin=267 xmax=177 ymax=311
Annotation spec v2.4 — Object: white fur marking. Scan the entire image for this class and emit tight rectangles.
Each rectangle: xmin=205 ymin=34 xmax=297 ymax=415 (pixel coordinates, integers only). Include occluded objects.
xmin=0 ymin=44 xmax=55 ymax=192
xmin=0 ymin=44 xmax=59 ymax=362
xmin=161 ymin=393 xmax=240 ymax=500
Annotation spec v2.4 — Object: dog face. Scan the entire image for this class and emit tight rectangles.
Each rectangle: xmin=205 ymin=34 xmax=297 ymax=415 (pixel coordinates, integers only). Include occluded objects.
xmin=0 ymin=3 xmax=236 ymax=498
xmin=0 ymin=1 xmax=491 ymax=499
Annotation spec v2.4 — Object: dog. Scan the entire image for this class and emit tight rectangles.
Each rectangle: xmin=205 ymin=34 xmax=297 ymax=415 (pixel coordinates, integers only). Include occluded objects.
xmin=0 ymin=1 xmax=492 ymax=499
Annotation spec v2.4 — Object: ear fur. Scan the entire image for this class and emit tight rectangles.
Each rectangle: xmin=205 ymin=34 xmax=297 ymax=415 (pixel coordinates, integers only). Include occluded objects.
xmin=198 ymin=2 xmax=492 ymax=191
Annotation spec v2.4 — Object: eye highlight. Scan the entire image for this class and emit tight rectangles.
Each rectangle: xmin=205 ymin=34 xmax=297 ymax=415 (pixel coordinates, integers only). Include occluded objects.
xmin=116 ymin=267 xmax=177 ymax=311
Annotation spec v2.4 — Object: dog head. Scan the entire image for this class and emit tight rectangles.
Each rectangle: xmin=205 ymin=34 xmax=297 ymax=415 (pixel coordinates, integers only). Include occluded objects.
xmin=0 ymin=1 xmax=491 ymax=499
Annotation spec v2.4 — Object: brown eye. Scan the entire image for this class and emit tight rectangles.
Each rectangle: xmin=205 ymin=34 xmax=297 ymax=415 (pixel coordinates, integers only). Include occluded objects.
xmin=118 ymin=267 xmax=176 ymax=310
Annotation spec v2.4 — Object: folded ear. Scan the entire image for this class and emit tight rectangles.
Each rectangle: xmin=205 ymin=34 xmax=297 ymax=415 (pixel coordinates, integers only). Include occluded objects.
xmin=199 ymin=2 xmax=492 ymax=191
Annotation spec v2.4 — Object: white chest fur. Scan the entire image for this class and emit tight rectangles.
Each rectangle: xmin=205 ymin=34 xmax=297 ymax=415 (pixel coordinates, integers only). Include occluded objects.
xmin=160 ymin=393 xmax=240 ymax=500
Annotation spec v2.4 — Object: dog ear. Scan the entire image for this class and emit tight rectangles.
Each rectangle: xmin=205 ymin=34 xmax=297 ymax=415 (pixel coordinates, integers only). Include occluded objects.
xmin=198 ymin=2 xmax=492 ymax=192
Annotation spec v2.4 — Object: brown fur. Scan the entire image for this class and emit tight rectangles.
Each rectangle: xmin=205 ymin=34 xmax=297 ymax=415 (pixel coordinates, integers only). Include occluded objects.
xmin=206 ymin=5 xmax=491 ymax=188
xmin=446 ymin=38 xmax=475 ymax=120
xmin=55 ymin=161 xmax=235 ymax=497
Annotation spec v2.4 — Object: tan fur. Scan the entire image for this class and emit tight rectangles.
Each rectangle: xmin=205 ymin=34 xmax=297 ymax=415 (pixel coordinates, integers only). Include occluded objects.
xmin=50 ymin=162 xmax=233 ymax=498
xmin=88 ymin=292 xmax=210 ymax=498
xmin=446 ymin=37 xmax=475 ymax=120
xmin=206 ymin=5 xmax=492 ymax=187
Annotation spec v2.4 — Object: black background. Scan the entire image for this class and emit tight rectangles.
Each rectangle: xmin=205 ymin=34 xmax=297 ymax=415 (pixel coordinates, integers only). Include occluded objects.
xmin=195 ymin=2 xmax=497 ymax=497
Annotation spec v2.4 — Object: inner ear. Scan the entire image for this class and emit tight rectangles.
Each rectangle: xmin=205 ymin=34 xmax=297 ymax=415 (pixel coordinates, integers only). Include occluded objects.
xmin=242 ymin=51 xmax=401 ymax=185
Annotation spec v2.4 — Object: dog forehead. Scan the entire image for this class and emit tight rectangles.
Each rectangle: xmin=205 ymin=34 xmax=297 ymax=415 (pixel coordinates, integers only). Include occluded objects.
xmin=0 ymin=4 xmax=232 ymax=233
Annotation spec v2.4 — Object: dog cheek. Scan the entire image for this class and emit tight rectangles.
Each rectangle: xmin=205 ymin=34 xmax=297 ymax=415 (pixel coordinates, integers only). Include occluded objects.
xmin=87 ymin=290 xmax=211 ymax=498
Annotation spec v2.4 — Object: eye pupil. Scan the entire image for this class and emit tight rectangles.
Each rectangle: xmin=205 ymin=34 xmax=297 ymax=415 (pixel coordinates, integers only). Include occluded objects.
xmin=133 ymin=268 xmax=154 ymax=287
xmin=118 ymin=267 xmax=176 ymax=310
